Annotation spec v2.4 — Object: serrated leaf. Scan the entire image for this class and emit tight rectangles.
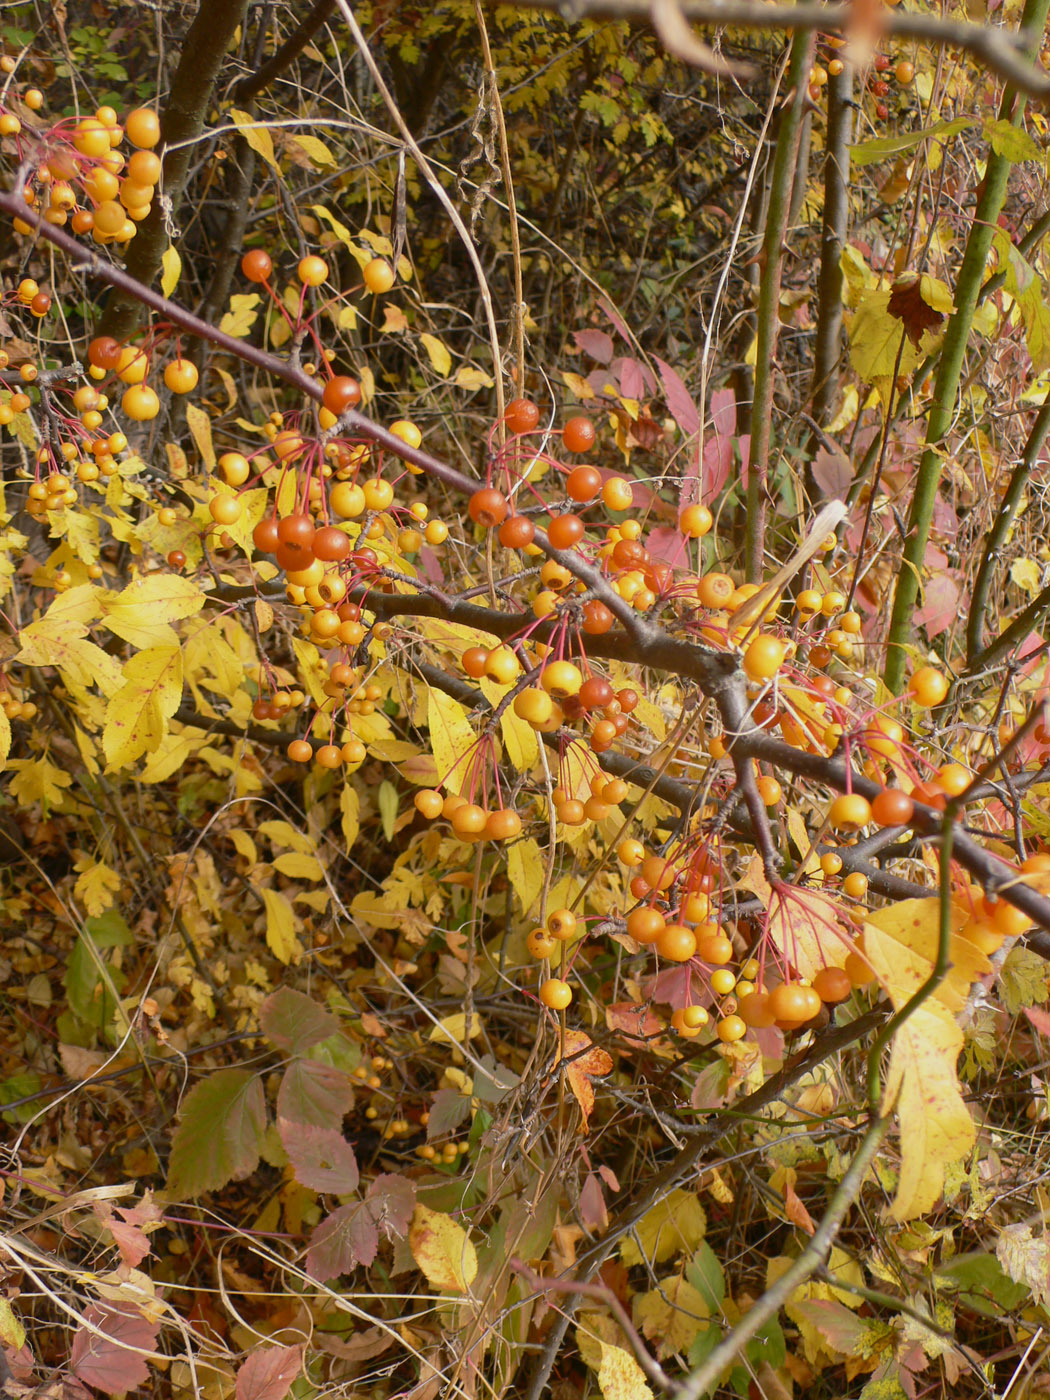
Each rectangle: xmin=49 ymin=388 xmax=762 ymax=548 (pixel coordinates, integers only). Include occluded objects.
xmin=984 ymin=117 xmax=1040 ymax=162
xmin=161 ymin=246 xmax=181 ymax=297
xmin=307 ymin=1200 xmax=379 ymax=1280
xmin=70 ymin=1302 xmax=159 ymax=1396
xmin=419 ymin=332 xmax=452 ymax=377
xmin=277 ymin=1058 xmax=352 ymax=1129
xmin=230 ymin=108 xmax=280 ymax=171
xmin=635 ymin=1274 xmax=710 ymax=1358
xmin=73 ymin=860 xmax=121 ymax=917
xmin=863 ymin=899 xmax=978 ymax=1220
xmin=103 ymin=645 xmax=183 ymax=771
xmin=596 ymin=1341 xmax=654 ymax=1400
xmin=260 ymin=986 xmax=340 ymax=1054
xmin=409 ymin=1203 xmax=477 ymax=1291
xmin=220 ymin=292 xmax=261 ymax=338
xmin=167 ymin=1069 xmax=266 ymax=1197
xmin=454 ymin=365 xmax=495 ymax=390
xmin=235 ymin=1345 xmax=303 ymax=1400
xmin=99 ymin=573 xmax=205 ymax=648
xmin=621 ymin=1189 xmax=706 ymax=1267
xmin=260 ymin=887 xmax=300 ymax=964
xmin=279 ymin=1121 xmax=359 ymax=1193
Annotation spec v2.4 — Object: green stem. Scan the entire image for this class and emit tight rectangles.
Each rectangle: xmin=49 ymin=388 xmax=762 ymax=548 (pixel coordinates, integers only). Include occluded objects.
xmin=883 ymin=0 xmax=1050 ymax=693
xmin=745 ymin=30 xmax=815 ymax=581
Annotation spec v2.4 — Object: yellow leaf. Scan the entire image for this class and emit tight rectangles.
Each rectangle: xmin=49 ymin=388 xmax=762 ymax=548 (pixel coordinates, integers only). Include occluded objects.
xmin=8 ymin=757 xmax=73 ymax=809
xmin=310 ymin=204 xmax=366 ymax=263
xmin=596 ymin=1342 xmax=654 ymax=1400
xmin=359 ymin=228 xmax=394 ymax=256
xmin=74 ymin=860 xmax=122 ymax=917
xmin=409 ymin=1203 xmax=477 ymax=1292
xmin=428 ymin=1012 xmax=484 ymax=1046
xmin=498 ymin=703 xmax=538 ymax=771
xmin=419 ymin=333 xmax=452 ymax=377
xmin=99 ymin=574 xmax=205 ymax=649
xmin=862 ymin=898 xmax=981 ymax=1219
xmin=427 ymin=689 xmax=478 ymax=795
xmin=635 ymin=1275 xmax=710 ymax=1359
xmin=273 ymin=851 xmax=324 ymax=881
xmin=229 ymin=829 xmax=257 ymax=864
xmin=381 ymin=304 xmax=409 ymax=334
xmin=621 ymin=1189 xmax=705 ymax=1267
xmin=219 ymin=292 xmax=261 ymax=339
xmin=139 ymin=728 xmax=205 ymax=783
xmin=562 ymin=370 xmax=597 ymax=401
xmin=161 ymin=246 xmax=181 ymax=297
xmin=0 ymin=706 xmax=9 ymax=770
xmin=1010 ymin=557 xmax=1042 ymax=596
xmin=285 ymin=133 xmax=333 ymax=167
xmin=454 ymin=366 xmax=495 ymax=391
xmin=103 ymin=645 xmax=184 ymax=771
xmin=260 ymin=886 xmax=300 ymax=964
xmin=185 ymin=402 xmax=215 ymax=470
xmin=766 ymin=886 xmax=852 ymax=980
xmin=18 ymin=619 xmax=123 ymax=698
xmin=336 ymin=304 xmax=357 ymax=331
xmin=849 ymin=290 xmax=925 ymax=386
xmin=340 ymin=784 xmax=360 ymax=849
xmin=229 ymin=108 xmax=280 ymax=171
xmin=507 ymin=837 xmax=544 ymax=916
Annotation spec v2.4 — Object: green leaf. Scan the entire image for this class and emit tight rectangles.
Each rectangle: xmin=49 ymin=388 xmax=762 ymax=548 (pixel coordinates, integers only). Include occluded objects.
xmin=848 ymin=117 xmax=973 ymax=166
xmin=167 ymin=1069 xmax=266 ymax=1197
xmin=687 ymin=1241 xmax=726 ymax=1312
xmin=935 ymin=1251 xmax=1029 ymax=1315
xmin=64 ymin=911 xmax=133 ymax=1029
xmin=259 ymin=987 xmax=340 ymax=1055
xmin=983 ymin=117 xmax=1040 ymax=163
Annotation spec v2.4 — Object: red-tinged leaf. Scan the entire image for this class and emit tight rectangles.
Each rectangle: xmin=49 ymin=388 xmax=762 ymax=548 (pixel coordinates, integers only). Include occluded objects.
xmin=573 ymin=329 xmax=614 ymax=364
xmin=648 ymin=963 xmax=703 ymax=1009
xmin=710 ymin=388 xmax=736 ymax=436
xmin=555 ymin=1029 xmax=613 ymax=1129
xmin=888 ymin=272 xmax=947 ymax=346
xmin=235 ymin=1345 xmax=303 ymax=1400
xmin=307 ymin=1201 xmax=380 ymax=1281
xmin=653 ymin=356 xmax=699 ymax=437
xmin=367 ymin=1172 xmax=416 ymax=1237
xmin=598 ymin=1163 xmax=621 ymax=1192
xmin=276 ymin=1056 xmax=352 ymax=1130
xmin=70 ymin=1302 xmax=159 ymax=1395
xmin=914 ymin=572 xmax=960 ymax=639
xmin=317 ymin=1327 xmax=395 ymax=1362
xmin=644 ymin=527 xmax=689 ymax=568
xmin=1025 ymin=1004 xmax=1050 ymax=1035
xmin=599 ymin=298 xmax=632 ymax=343
xmin=605 ymin=1001 xmax=665 ymax=1050
xmin=790 ymin=1298 xmax=870 ymax=1354
xmin=611 ymin=355 xmax=656 ymax=397
xmin=103 ymin=1215 xmax=153 ymax=1267
xmin=691 ymin=1057 xmax=731 ymax=1111
xmin=811 ymin=447 xmax=853 ymax=501
xmin=259 ymin=986 xmax=340 ymax=1055
xmin=738 ymin=433 xmax=751 ymax=482
xmin=702 ymin=433 xmax=733 ymax=498
xmin=167 ymin=1069 xmax=266 ymax=1197
xmin=280 ymin=1120 xmax=359 ymax=1193
xmin=579 ymin=1172 xmax=608 ymax=1231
